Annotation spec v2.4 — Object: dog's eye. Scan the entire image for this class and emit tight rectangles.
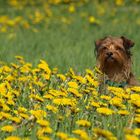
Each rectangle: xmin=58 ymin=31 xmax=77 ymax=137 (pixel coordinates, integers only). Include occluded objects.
xmin=102 ymin=46 xmax=107 ymax=50
xmin=116 ymin=47 xmax=124 ymax=51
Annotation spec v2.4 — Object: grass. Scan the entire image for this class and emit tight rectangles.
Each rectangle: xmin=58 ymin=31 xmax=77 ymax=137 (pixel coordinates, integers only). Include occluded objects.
xmin=0 ymin=1 xmax=140 ymax=139
xmin=0 ymin=57 xmax=140 ymax=140
xmin=0 ymin=1 xmax=140 ymax=74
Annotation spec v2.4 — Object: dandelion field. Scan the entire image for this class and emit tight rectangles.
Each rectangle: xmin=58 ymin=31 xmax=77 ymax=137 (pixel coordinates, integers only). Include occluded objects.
xmin=1 ymin=56 xmax=140 ymax=140
xmin=0 ymin=0 xmax=140 ymax=140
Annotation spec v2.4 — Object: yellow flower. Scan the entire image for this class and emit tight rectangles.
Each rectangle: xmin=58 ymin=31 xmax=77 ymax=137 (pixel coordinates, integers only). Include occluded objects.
xmin=100 ymin=95 xmax=111 ymax=101
xmin=73 ymin=75 xmax=86 ymax=84
xmin=57 ymin=74 xmax=66 ymax=81
xmin=42 ymin=73 xmax=50 ymax=80
xmin=130 ymin=94 xmax=140 ymax=107
xmin=108 ymin=86 xmax=125 ymax=94
xmin=68 ymin=88 xmax=82 ymax=97
xmin=0 ymin=83 xmax=8 ymax=95
xmin=66 ymin=138 xmax=79 ymax=140
xmin=43 ymin=94 xmax=54 ymax=100
xmin=110 ymin=97 xmax=123 ymax=108
xmin=132 ymin=100 xmax=140 ymax=107
xmin=2 ymin=104 xmax=10 ymax=111
xmin=38 ymin=136 xmax=51 ymax=140
xmin=93 ymin=128 xmax=116 ymax=139
xmin=76 ymin=119 xmax=91 ymax=127
xmin=68 ymin=81 xmax=78 ymax=89
xmin=1 ymin=112 xmax=12 ymax=118
xmin=125 ymin=134 xmax=139 ymax=140
xmin=30 ymin=110 xmax=47 ymax=119
xmin=136 ymin=109 xmax=140 ymax=113
xmin=5 ymin=136 xmax=21 ymax=140
xmin=133 ymin=128 xmax=140 ymax=135
xmin=115 ymin=0 xmax=124 ymax=6
xmin=37 ymin=119 xmax=50 ymax=127
xmin=29 ymin=94 xmax=44 ymax=102
xmin=91 ymin=101 xmax=100 ymax=108
xmin=89 ymin=16 xmax=95 ymax=24
xmin=86 ymin=75 xmax=99 ymax=87
xmin=15 ymin=55 xmax=24 ymax=60
xmin=68 ymin=5 xmax=76 ymax=13
xmin=20 ymin=113 xmax=29 ymax=119
xmin=131 ymin=94 xmax=140 ymax=100
xmin=46 ymin=105 xmax=58 ymax=113
xmin=7 ymin=99 xmax=15 ymax=105
xmin=134 ymin=117 xmax=140 ymax=123
xmin=52 ymin=67 xmax=58 ymax=74
xmin=33 ymin=10 xmax=44 ymax=24
xmin=20 ymin=64 xmax=31 ymax=73
xmin=88 ymin=16 xmax=100 ymax=25
xmin=130 ymin=86 xmax=140 ymax=92
xmin=68 ymin=68 xmax=75 ymax=77
xmin=37 ymin=136 xmax=51 ymax=140
xmin=38 ymin=60 xmax=51 ymax=74
xmin=118 ymin=110 xmax=130 ymax=115
xmin=73 ymin=129 xmax=90 ymax=140
xmin=49 ymin=89 xmax=67 ymax=97
xmin=5 ymin=75 xmax=15 ymax=82
xmin=96 ymin=107 xmax=114 ymax=115
xmin=53 ymin=98 xmax=76 ymax=106
xmin=37 ymin=127 xmax=52 ymax=136
xmin=0 ymin=25 xmax=7 ymax=32
xmin=15 ymin=56 xmax=25 ymax=64
xmin=86 ymin=69 xmax=94 ymax=77
xmin=1 ymin=125 xmax=15 ymax=132
xmin=18 ymin=107 xmax=27 ymax=113
xmin=9 ymin=116 xmax=21 ymax=123
xmin=56 ymin=132 xmax=68 ymax=140
xmin=49 ymin=0 xmax=61 ymax=4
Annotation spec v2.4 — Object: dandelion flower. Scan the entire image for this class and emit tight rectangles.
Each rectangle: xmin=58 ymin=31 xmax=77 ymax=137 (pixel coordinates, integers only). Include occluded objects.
xmin=73 ymin=129 xmax=89 ymax=140
xmin=93 ymin=128 xmax=116 ymax=139
xmin=68 ymin=81 xmax=78 ymax=89
xmin=37 ymin=119 xmax=50 ymax=127
xmin=133 ymin=128 xmax=140 ymax=135
xmin=118 ymin=110 xmax=130 ymax=115
xmin=76 ymin=119 xmax=91 ymax=127
xmin=1 ymin=125 xmax=15 ymax=132
xmin=96 ymin=107 xmax=114 ymax=115
xmin=125 ymin=134 xmax=139 ymax=140
xmin=56 ymin=132 xmax=68 ymax=140
xmin=5 ymin=136 xmax=21 ymax=140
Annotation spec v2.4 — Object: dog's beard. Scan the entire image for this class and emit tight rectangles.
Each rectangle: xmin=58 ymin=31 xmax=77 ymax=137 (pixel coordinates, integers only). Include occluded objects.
xmin=97 ymin=51 xmax=131 ymax=82
xmin=99 ymin=54 xmax=125 ymax=75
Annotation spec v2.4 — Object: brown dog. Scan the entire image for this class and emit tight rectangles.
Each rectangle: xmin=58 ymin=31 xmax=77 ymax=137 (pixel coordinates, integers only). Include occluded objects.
xmin=95 ymin=36 xmax=138 ymax=87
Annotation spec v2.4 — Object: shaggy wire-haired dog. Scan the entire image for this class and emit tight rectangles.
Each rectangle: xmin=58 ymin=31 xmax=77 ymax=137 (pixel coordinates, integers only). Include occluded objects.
xmin=95 ymin=36 xmax=138 ymax=87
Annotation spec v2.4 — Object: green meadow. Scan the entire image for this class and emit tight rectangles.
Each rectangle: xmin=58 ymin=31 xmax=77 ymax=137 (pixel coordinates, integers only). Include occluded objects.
xmin=0 ymin=0 xmax=140 ymax=74
xmin=0 ymin=1 xmax=140 ymax=140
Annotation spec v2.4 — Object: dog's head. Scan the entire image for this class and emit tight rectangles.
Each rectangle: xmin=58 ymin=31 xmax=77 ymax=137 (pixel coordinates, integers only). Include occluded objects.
xmin=95 ymin=36 xmax=134 ymax=68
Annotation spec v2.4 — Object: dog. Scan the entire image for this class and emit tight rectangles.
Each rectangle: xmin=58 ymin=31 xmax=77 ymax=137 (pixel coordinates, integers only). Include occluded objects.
xmin=95 ymin=36 xmax=138 ymax=87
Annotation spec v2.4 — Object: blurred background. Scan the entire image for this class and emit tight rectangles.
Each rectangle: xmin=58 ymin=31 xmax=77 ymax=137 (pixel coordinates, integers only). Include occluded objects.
xmin=0 ymin=0 xmax=140 ymax=75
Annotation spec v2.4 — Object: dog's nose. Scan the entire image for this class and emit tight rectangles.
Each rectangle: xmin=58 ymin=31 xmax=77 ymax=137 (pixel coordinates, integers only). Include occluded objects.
xmin=106 ymin=52 xmax=113 ymax=57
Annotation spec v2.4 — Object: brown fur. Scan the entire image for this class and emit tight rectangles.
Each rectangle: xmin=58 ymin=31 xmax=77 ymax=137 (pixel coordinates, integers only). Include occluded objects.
xmin=95 ymin=36 xmax=138 ymax=86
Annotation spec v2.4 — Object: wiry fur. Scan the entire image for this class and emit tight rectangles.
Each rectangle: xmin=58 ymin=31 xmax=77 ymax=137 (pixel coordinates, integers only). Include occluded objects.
xmin=95 ymin=36 xmax=138 ymax=86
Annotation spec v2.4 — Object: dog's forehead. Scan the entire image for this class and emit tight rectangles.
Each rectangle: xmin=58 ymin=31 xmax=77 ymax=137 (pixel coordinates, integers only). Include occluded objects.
xmin=103 ymin=37 xmax=123 ymax=46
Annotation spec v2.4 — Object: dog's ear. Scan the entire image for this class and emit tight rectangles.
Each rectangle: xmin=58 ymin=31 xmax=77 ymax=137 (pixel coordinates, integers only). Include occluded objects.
xmin=121 ymin=36 xmax=135 ymax=49
xmin=95 ymin=39 xmax=102 ymax=49
xmin=94 ymin=39 xmax=103 ymax=56
xmin=95 ymin=37 xmax=107 ymax=53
